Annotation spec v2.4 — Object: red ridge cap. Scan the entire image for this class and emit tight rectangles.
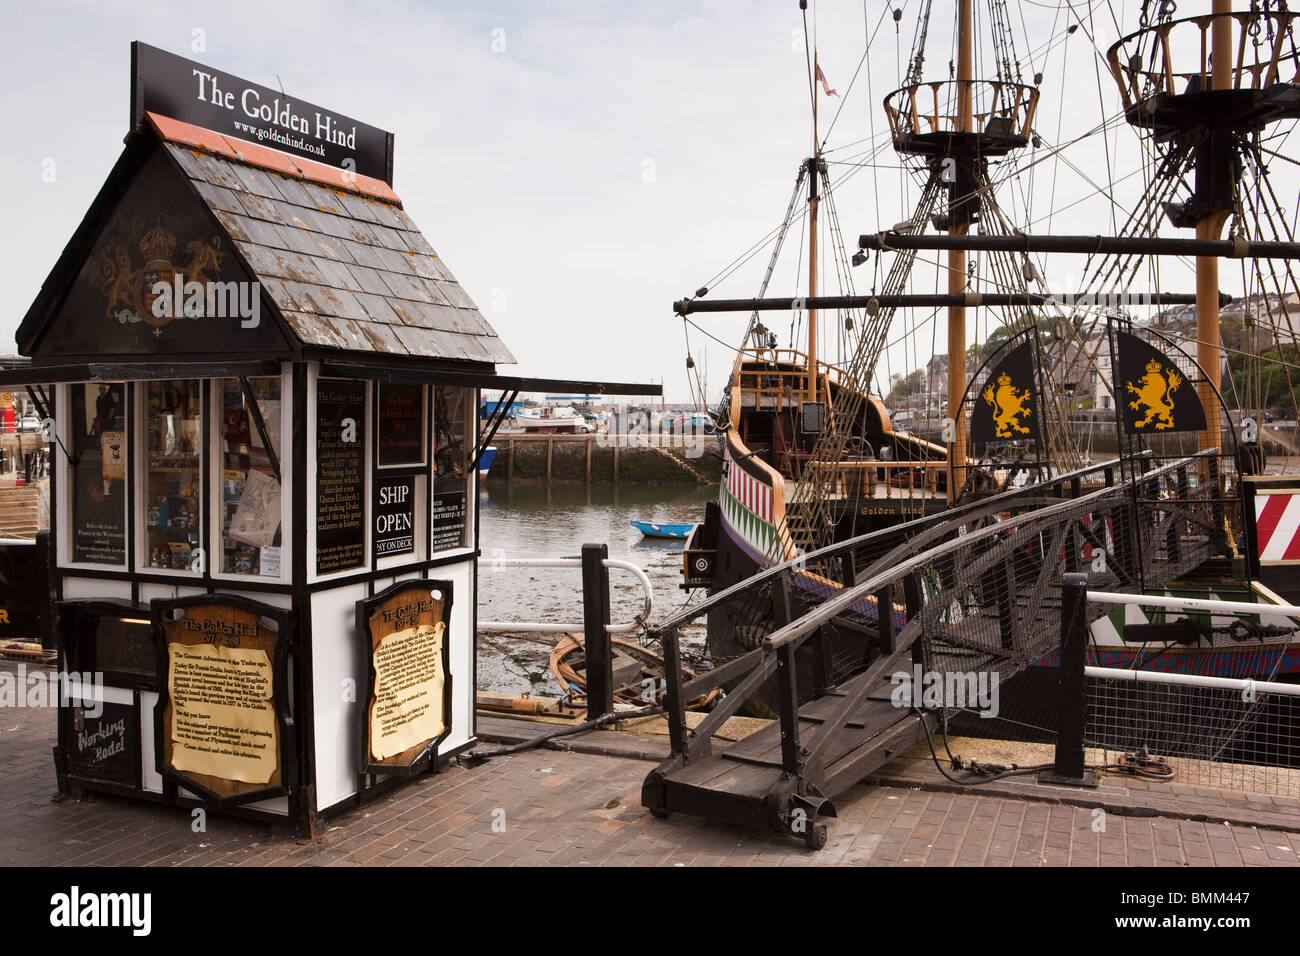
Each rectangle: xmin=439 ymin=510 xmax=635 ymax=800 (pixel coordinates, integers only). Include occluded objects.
xmin=145 ymin=111 xmax=401 ymax=206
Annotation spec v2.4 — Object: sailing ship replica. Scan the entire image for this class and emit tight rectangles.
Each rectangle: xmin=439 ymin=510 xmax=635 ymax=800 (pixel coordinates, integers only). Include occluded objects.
xmin=677 ymin=0 xmax=1300 ymax=700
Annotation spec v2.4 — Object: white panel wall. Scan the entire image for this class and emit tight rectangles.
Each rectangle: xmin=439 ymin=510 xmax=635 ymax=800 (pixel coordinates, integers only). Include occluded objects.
xmin=61 ymin=577 xmax=132 ymax=600
xmin=438 ymin=558 xmax=476 ymax=754
xmin=311 ymin=557 xmax=476 ymax=812
xmin=139 ymin=690 xmax=163 ymax=793
xmin=310 ymin=582 xmax=367 ymax=811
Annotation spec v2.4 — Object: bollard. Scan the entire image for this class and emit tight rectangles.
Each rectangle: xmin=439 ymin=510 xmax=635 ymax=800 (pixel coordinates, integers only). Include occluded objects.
xmin=581 ymin=542 xmax=613 ymax=719
xmin=1039 ymin=572 xmax=1098 ymax=788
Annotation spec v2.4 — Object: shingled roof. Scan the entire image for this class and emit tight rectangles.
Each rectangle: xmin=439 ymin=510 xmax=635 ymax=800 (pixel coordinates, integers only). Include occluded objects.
xmin=17 ymin=113 xmax=514 ymax=368
xmin=160 ymin=116 xmax=514 ymax=365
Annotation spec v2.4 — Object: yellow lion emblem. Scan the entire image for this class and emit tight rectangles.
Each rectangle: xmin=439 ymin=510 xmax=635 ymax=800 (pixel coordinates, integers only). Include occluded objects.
xmin=1126 ymin=358 xmax=1182 ymax=430
xmin=982 ymin=371 xmax=1032 ymax=438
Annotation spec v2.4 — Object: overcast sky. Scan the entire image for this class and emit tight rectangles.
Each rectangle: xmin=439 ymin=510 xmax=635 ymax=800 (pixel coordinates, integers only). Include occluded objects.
xmin=3 ymin=0 xmax=1295 ymax=404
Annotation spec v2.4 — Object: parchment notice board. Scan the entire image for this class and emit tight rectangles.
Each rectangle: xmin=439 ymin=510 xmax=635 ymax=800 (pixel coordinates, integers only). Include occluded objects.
xmin=356 ymin=579 xmax=453 ymax=776
xmin=155 ymin=596 xmax=294 ymax=804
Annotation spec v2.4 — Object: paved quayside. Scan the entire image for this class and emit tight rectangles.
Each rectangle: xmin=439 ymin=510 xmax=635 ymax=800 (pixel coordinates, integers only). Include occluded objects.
xmin=2 ymin=663 xmax=1298 ymax=866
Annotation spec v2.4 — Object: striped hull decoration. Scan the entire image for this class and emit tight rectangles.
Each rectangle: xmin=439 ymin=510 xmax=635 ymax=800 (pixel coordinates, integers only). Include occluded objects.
xmin=1254 ymin=492 xmax=1300 ymax=564
xmin=720 ymin=450 xmax=778 ymax=561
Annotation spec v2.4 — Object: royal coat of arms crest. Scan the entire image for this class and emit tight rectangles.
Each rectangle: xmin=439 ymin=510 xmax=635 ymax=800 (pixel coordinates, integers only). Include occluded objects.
xmin=99 ymin=219 xmax=224 ymax=329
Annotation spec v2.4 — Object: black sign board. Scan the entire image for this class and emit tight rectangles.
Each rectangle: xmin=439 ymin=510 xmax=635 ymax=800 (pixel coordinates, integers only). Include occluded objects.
xmin=72 ymin=484 xmax=128 ymax=564
xmin=131 ymin=42 xmax=395 ymax=184
xmin=317 ymin=380 xmax=366 ymax=574
xmin=65 ymin=700 xmax=140 ymax=789
xmin=69 ymin=383 xmax=128 ymax=561
xmin=375 ymin=475 xmax=416 ymax=557
xmin=970 ymin=340 xmax=1042 ymax=445
xmin=378 ymin=384 xmax=424 ymax=466
xmin=1115 ymin=332 xmax=1207 ymax=434
xmin=432 ymin=489 xmax=467 ymax=552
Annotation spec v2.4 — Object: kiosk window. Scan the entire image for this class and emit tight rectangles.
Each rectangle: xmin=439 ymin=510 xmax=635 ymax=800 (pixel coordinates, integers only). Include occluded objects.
xmin=432 ymin=386 xmax=471 ymax=552
xmin=378 ymin=383 xmax=425 ymax=466
xmin=69 ymin=383 xmax=127 ymax=565
xmin=220 ymin=377 xmax=283 ymax=576
xmin=144 ymin=380 xmax=202 ymax=572
xmin=79 ymin=614 xmax=155 ymax=684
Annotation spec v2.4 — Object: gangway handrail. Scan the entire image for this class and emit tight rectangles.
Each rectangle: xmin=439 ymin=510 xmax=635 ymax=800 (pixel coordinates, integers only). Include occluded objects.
xmin=478 ymin=556 xmax=653 ymax=634
xmin=761 ymin=482 xmax=1124 ymax=652
xmin=761 ymin=448 xmax=1220 ymax=652
xmin=645 ymin=449 xmax=1229 ymax=832
xmin=651 ymin=450 xmax=1156 ymax=637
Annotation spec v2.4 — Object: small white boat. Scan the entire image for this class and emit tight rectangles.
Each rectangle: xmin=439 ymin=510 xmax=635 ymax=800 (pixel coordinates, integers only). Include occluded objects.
xmin=515 ymin=406 xmax=585 ymax=434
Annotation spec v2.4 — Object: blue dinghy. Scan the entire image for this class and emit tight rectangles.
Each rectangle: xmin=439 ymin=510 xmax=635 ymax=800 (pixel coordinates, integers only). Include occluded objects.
xmin=631 ymin=519 xmax=695 ymax=539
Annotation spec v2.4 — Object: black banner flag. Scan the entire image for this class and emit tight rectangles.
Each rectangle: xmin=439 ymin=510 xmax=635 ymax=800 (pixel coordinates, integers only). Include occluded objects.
xmin=970 ymin=340 xmax=1041 ymax=444
xmin=1115 ymin=332 xmax=1207 ymax=434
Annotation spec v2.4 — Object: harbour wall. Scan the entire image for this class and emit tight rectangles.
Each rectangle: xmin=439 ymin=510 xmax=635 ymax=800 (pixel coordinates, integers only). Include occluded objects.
xmin=488 ymin=433 xmax=723 ymax=485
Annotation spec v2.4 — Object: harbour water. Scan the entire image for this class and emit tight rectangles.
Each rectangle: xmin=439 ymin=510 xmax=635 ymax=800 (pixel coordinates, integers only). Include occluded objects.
xmin=476 ymin=482 xmax=714 ymax=695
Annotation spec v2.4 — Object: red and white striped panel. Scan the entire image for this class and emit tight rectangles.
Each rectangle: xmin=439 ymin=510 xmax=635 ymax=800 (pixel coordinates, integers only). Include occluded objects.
xmin=728 ymin=460 xmax=773 ymax=524
xmin=1254 ymin=492 xmax=1300 ymax=563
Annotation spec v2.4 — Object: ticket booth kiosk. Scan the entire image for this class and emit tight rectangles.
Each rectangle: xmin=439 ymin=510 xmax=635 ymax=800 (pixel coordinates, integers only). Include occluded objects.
xmin=5 ymin=43 xmax=655 ymax=834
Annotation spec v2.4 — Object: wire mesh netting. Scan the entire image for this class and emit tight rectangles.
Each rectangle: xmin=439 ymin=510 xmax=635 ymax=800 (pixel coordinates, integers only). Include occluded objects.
xmin=1086 ymin=670 xmax=1300 ymax=798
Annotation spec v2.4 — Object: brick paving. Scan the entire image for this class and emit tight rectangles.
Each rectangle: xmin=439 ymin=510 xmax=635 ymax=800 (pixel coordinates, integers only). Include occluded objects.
xmin=3 ymin=662 xmax=1299 ymax=865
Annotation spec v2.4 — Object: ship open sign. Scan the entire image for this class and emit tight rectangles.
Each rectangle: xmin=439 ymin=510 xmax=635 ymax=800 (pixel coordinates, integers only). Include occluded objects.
xmin=375 ymin=511 xmax=411 ymax=532
xmin=374 ymin=476 xmax=416 ymax=557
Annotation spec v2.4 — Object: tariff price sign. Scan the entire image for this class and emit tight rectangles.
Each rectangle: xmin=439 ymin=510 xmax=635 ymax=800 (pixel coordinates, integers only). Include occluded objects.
xmin=374 ymin=475 xmax=416 ymax=557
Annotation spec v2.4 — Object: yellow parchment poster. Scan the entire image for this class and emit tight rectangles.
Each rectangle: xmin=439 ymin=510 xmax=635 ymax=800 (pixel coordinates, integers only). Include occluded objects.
xmin=167 ymin=642 xmax=277 ymax=784
xmin=369 ymin=620 xmax=445 ymax=761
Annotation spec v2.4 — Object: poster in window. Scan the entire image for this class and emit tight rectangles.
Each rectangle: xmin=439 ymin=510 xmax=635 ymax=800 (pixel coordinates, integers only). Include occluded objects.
xmin=228 ymin=468 xmax=281 ymax=549
xmin=356 ymin=579 xmax=453 ymax=775
xmin=378 ymin=384 xmax=424 ymax=466
xmin=99 ymin=431 xmax=126 ymax=480
xmin=316 ymin=380 xmax=366 ymax=574
xmin=431 ymin=489 xmax=467 ymax=552
xmin=71 ymin=384 xmax=126 ymax=565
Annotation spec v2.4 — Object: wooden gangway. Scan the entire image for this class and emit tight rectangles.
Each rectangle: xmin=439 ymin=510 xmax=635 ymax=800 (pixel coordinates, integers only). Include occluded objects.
xmin=642 ymin=451 xmax=1234 ymax=847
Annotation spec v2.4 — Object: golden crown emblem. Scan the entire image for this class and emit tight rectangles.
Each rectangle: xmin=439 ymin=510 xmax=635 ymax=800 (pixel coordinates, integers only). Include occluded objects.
xmin=996 ymin=371 xmax=1012 ymax=385
xmin=1144 ymin=358 xmax=1163 ymax=375
xmin=138 ymin=219 xmax=177 ymax=263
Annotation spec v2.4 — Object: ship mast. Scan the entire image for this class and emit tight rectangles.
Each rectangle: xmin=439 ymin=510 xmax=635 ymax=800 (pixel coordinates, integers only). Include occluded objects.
xmin=1195 ymin=0 xmax=1233 ymax=461
xmin=947 ymin=0 xmax=975 ymax=500
xmin=1106 ymin=1 xmax=1300 ymax=467
xmin=808 ymin=55 xmax=821 ymax=410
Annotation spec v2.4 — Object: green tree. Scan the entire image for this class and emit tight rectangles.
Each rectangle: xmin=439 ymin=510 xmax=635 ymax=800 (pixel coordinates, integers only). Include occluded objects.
xmin=889 ymin=369 xmax=926 ymax=398
xmin=1229 ymin=343 xmax=1300 ymax=413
